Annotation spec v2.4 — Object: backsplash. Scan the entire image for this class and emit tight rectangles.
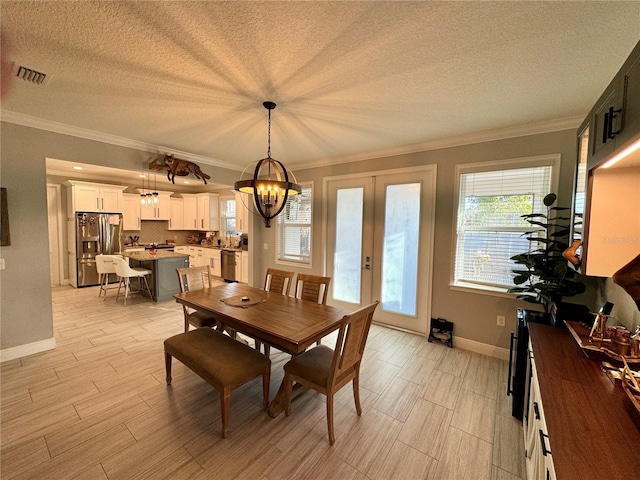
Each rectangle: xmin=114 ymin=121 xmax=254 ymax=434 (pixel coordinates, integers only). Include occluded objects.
xmin=122 ymin=221 xmax=201 ymax=245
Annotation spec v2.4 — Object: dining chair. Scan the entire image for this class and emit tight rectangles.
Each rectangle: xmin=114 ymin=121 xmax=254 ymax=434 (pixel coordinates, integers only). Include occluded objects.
xmin=283 ymin=301 xmax=379 ymax=445
xmin=176 ymin=265 xmax=220 ymax=332
xmin=294 ymin=273 xmax=331 ymax=304
xmin=113 ymin=256 xmax=153 ymax=306
xmin=95 ymin=254 xmax=123 ymax=300
xmin=256 ymin=268 xmax=296 ymax=357
xmin=295 ymin=273 xmax=332 ymax=345
xmin=264 ymin=268 xmax=295 ymax=296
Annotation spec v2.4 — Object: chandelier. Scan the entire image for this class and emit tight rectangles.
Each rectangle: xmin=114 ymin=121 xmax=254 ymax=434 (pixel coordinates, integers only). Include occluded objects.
xmin=234 ymin=101 xmax=301 ymax=227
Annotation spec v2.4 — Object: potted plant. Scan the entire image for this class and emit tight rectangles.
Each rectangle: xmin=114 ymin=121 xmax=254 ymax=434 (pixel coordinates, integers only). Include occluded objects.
xmin=508 ymin=193 xmax=586 ymax=323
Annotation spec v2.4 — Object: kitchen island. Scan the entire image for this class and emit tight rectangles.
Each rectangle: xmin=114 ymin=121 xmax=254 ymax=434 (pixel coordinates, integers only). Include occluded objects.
xmin=119 ymin=250 xmax=189 ymax=302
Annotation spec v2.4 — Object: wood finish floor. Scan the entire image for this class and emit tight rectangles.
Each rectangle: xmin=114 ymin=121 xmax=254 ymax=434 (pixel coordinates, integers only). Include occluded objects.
xmin=1 ymin=285 xmax=525 ymax=480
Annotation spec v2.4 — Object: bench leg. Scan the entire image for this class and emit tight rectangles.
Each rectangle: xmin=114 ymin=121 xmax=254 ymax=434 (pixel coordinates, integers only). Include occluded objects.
xmin=263 ymin=365 xmax=271 ymax=409
xmin=220 ymin=387 xmax=231 ymax=438
xmin=165 ymin=351 xmax=172 ymax=385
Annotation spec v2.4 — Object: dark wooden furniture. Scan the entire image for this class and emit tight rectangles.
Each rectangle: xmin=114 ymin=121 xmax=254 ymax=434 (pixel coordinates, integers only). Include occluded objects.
xmin=528 ymin=322 xmax=640 ymax=480
xmin=174 ymin=282 xmax=347 ymax=416
xmin=164 ymin=328 xmax=270 ymax=438
xmin=283 ymin=301 xmax=379 ymax=445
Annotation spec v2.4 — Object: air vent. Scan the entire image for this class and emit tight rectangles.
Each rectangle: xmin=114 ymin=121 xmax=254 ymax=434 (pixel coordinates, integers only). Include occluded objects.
xmin=14 ymin=64 xmax=49 ymax=86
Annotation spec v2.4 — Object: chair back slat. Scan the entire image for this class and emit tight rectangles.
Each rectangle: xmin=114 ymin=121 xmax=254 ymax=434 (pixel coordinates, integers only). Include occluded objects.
xmin=295 ymin=274 xmax=331 ymax=305
xmin=329 ymin=301 xmax=379 ymax=387
xmin=176 ymin=266 xmax=212 ymax=294
xmin=264 ymin=268 xmax=294 ymax=296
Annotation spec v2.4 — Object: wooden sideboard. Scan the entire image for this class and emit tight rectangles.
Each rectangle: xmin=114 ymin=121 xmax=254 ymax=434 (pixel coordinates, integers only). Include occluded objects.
xmin=527 ymin=323 xmax=640 ymax=480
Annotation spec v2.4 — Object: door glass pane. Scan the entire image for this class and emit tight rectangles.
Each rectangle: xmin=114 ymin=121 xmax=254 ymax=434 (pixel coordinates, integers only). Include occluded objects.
xmin=381 ymin=183 xmax=420 ymax=315
xmin=333 ymin=188 xmax=363 ymax=303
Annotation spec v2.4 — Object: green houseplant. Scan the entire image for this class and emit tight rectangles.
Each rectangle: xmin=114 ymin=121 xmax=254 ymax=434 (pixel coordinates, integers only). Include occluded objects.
xmin=508 ymin=193 xmax=586 ymax=318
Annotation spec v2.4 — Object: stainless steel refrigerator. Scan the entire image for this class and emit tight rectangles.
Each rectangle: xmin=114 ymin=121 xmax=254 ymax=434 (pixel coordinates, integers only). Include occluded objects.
xmin=75 ymin=212 xmax=123 ymax=287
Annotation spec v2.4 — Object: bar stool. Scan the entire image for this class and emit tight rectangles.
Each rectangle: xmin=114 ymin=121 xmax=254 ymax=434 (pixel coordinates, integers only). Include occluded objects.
xmin=113 ymin=256 xmax=153 ymax=306
xmin=96 ymin=254 xmax=123 ymax=300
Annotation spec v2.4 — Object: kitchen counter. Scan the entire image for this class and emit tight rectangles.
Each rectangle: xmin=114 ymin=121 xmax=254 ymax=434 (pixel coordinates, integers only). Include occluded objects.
xmin=120 ymin=250 xmax=189 ymax=302
xmin=119 ymin=250 xmax=189 ymax=261
xmin=528 ymin=322 xmax=640 ymax=479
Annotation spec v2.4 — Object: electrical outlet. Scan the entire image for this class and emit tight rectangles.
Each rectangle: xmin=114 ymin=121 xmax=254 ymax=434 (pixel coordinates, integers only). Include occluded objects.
xmin=497 ymin=315 xmax=506 ymax=327
xmin=263 ymin=243 xmax=268 ymax=250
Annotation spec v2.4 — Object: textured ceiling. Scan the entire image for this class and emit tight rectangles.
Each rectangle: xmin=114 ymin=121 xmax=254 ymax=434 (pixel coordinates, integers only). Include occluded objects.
xmin=1 ymin=1 xmax=639 ymax=173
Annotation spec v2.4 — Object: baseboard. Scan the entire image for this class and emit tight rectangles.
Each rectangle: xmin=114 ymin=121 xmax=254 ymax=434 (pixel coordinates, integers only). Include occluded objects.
xmin=1 ymin=337 xmax=56 ymax=363
xmin=454 ymin=336 xmax=510 ymax=361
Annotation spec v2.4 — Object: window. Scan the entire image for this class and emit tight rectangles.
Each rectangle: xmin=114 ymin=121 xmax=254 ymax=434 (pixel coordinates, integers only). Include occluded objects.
xmin=453 ymin=156 xmax=559 ymax=291
xmin=220 ymin=196 xmax=236 ymax=234
xmin=276 ymin=183 xmax=312 ymax=265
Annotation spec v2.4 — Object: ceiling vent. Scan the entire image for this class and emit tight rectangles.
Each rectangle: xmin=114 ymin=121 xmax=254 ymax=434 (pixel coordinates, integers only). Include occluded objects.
xmin=13 ymin=63 xmax=50 ymax=86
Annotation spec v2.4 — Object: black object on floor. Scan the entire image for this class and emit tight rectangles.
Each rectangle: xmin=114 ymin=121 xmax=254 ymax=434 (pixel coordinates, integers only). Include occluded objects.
xmin=428 ymin=317 xmax=453 ymax=348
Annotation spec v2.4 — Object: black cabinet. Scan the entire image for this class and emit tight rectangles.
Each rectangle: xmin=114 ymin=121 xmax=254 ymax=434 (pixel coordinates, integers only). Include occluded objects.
xmin=587 ymin=40 xmax=640 ymax=169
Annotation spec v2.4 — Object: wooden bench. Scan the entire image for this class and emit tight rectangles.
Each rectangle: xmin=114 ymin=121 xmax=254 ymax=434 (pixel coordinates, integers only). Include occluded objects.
xmin=164 ymin=328 xmax=271 ymax=438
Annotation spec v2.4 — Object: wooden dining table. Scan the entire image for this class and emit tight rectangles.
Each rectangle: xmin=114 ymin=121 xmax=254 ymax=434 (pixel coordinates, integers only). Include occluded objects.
xmin=174 ymin=282 xmax=347 ymax=417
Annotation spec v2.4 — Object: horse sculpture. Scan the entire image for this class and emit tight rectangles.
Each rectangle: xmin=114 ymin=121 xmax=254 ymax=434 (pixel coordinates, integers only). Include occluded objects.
xmin=149 ymin=154 xmax=211 ymax=185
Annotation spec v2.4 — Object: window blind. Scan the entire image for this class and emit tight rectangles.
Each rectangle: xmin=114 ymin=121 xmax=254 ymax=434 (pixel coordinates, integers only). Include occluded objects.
xmin=277 ymin=184 xmax=312 ymax=264
xmin=454 ymin=165 xmax=553 ymax=288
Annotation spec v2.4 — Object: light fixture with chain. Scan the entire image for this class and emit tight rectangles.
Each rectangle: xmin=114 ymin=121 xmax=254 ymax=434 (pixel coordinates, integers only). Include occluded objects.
xmin=234 ymin=101 xmax=302 ymax=227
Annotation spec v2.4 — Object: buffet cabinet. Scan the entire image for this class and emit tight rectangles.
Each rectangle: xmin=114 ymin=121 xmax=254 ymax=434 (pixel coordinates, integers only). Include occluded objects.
xmin=523 ymin=340 xmax=556 ymax=480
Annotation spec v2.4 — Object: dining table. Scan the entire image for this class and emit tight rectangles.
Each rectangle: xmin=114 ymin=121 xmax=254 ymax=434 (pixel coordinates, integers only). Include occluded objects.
xmin=174 ymin=282 xmax=348 ymax=417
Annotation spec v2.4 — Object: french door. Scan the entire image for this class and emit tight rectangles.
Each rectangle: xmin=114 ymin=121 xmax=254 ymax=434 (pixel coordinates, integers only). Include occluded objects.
xmin=325 ymin=166 xmax=436 ymax=334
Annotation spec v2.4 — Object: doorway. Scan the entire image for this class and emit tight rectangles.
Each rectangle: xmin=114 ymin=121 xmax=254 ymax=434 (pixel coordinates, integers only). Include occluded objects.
xmin=324 ymin=166 xmax=436 ymax=334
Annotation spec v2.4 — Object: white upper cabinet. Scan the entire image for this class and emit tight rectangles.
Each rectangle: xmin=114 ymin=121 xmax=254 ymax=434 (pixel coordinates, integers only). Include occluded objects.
xmin=139 ymin=190 xmax=172 ymax=220
xmin=122 ymin=193 xmax=141 ymax=230
xmin=235 ymin=191 xmax=250 ymax=233
xmin=66 ymin=180 xmax=126 ymax=214
xmin=196 ymin=193 xmax=219 ymax=231
xmin=169 ymin=197 xmax=184 ymax=230
xmin=183 ymin=195 xmax=198 ymax=230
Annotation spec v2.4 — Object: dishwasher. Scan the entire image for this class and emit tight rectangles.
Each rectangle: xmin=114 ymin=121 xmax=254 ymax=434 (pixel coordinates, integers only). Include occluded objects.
xmin=220 ymin=250 xmax=237 ymax=282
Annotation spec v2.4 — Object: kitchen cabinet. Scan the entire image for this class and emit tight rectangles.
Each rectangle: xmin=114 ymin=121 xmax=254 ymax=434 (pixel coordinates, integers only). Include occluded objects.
xmin=587 ymin=40 xmax=640 ymax=169
xmin=571 ymin=39 xmax=640 ymax=276
xmin=581 ymin=166 xmax=640 ymax=277
xmin=204 ymin=248 xmax=221 ymax=277
xmin=122 ymin=193 xmax=141 ymax=230
xmin=139 ymin=191 xmax=172 ymax=220
xmin=66 ymin=180 xmax=126 ymax=214
xmin=183 ymin=195 xmax=198 ymax=231
xmin=235 ymin=192 xmax=250 ymax=233
xmin=235 ymin=251 xmax=243 ymax=283
xmin=168 ymin=197 xmax=183 ymax=230
xmin=188 ymin=246 xmax=205 ymax=267
xmin=241 ymin=250 xmax=249 ymax=283
xmin=196 ymin=193 xmax=219 ymax=231
xmin=523 ymin=340 xmax=556 ymax=480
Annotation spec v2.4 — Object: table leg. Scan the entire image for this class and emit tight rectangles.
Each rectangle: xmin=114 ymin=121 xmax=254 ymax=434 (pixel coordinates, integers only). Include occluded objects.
xmin=268 ymin=381 xmax=305 ymax=418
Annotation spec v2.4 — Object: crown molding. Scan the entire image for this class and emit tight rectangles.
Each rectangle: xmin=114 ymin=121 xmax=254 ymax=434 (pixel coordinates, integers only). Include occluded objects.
xmin=0 ymin=110 xmax=235 ymax=170
xmin=1 ymin=109 xmax=583 ymax=172
xmin=297 ymin=115 xmax=585 ymax=170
